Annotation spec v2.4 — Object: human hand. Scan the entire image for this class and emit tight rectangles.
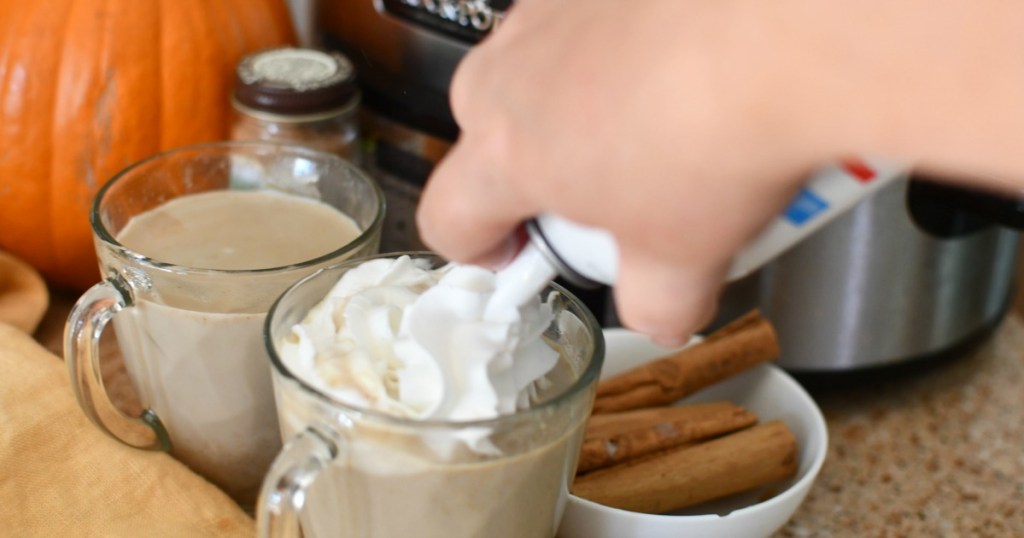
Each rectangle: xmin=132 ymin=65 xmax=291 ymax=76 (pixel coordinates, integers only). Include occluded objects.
xmin=416 ymin=0 xmax=834 ymax=344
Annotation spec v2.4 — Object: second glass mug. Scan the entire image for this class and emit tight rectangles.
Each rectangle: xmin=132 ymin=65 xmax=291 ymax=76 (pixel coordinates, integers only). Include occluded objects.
xmin=258 ymin=253 xmax=606 ymax=538
xmin=63 ymin=141 xmax=385 ymax=508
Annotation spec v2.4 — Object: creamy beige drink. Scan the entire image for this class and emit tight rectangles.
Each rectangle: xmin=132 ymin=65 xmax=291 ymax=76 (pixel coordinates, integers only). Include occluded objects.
xmin=299 ymin=426 xmax=583 ymax=537
xmin=271 ymin=256 xmax=595 ymax=537
xmin=113 ymin=189 xmax=362 ymax=505
xmin=116 ymin=189 xmax=360 ymax=272
xmin=287 ymin=363 xmax=585 ymax=538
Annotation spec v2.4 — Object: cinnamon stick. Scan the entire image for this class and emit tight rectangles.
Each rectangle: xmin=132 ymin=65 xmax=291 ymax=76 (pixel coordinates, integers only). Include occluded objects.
xmin=578 ymin=401 xmax=757 ymax=473
xmin=572 ymin=420 xmax=798 ymax=514
xmin=592 ymin=310 xmax=780 ymax=414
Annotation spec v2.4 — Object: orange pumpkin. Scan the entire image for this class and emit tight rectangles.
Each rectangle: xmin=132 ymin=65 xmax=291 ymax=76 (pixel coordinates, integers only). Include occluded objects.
xmin=0 ymin=0 xmax=296 ymax=290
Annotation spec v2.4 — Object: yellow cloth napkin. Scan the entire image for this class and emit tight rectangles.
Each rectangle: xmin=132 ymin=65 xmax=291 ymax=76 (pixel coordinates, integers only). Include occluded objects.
xmin=0 ymin=322 xmax=255 ymax=537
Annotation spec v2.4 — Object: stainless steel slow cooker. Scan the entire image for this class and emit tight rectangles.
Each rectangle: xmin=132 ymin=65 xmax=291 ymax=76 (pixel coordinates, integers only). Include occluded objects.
xmin=713 ymin=176 xmax=1019 ymax=376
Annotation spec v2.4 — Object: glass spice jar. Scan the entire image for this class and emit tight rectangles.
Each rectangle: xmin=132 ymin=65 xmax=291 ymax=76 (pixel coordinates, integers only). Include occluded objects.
xmin=231 ymin=47 xmax=361 ymax=161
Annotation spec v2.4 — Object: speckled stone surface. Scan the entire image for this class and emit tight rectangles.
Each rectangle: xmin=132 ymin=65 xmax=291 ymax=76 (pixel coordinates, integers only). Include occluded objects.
xmin=776 ymin=315 xmax=1024 ymax=537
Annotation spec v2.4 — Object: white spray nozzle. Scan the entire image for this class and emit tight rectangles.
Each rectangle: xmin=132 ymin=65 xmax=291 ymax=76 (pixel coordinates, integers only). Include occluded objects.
xmin=485 ymin=241 xmax=559 ymax=318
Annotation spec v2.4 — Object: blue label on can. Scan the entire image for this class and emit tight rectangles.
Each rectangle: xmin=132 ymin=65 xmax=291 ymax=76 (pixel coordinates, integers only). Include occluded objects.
xmin=783 ymin=187 xmax=829 ymax=226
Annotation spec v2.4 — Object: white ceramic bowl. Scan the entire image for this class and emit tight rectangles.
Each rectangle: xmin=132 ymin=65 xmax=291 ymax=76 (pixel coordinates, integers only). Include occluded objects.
xmin=558 ymin=328 xmax=828 ymax=538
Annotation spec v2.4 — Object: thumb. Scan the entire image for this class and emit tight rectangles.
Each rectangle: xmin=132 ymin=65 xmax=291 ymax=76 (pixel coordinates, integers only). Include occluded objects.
xmin=611 ymin=254 xmax=725 ymax=346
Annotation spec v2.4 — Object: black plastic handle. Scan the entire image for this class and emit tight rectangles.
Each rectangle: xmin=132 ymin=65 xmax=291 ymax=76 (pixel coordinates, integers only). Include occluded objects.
xmin=907 ymin=174 xmax=1024 ymax=238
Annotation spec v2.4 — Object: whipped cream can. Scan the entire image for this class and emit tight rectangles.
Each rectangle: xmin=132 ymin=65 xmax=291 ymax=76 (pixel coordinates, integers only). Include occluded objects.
xmin=529 ymin=158 xmax=906 ymax=287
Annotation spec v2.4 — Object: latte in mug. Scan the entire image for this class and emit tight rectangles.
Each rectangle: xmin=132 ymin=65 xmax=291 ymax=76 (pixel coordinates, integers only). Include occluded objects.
xmin=113 ymin=189 xmax=363 ymax=504
xmin=65 ymin=142 xmax=384 ymax=510
xmin=259 ymin=254 xmax=603 ymax=537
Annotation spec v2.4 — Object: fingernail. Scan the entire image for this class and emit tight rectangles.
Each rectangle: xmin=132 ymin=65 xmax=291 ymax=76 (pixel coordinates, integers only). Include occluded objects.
xmin=651 ymin=333 xmax=692 ymax=349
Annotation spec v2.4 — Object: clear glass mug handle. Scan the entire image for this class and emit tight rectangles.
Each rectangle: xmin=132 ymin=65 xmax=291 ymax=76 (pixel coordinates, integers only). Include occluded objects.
xmin=257 ymin=427 xmax=339 ymax=538
xmin=63 ymin=276 xmax=171 ymax=451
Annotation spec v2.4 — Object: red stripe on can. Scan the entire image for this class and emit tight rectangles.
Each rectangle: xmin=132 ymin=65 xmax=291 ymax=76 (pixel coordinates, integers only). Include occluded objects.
xmin=840 ymin=158 xmax=876 ymax=182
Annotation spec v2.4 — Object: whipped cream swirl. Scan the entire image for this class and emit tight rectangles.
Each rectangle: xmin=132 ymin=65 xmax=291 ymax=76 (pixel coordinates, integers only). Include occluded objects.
xmin=280 ymin=255 xmax=560 ymax=422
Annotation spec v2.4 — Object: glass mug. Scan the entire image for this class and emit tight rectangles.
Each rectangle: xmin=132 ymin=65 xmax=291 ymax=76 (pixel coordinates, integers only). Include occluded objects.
xmin=258 ymin=253 xmax=605 ymax=538
xmin=64 ymin=141 xmax=384 ymax=508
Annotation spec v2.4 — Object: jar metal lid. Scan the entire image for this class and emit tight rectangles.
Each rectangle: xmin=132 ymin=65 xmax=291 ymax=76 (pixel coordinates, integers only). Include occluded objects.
xmin=234 ymin=47 xmax=358 ymax=115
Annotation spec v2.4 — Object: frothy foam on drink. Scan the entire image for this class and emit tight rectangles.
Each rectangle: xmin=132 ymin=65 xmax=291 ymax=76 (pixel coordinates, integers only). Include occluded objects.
xmin=280 ymin=255 xmax=560 ymax=432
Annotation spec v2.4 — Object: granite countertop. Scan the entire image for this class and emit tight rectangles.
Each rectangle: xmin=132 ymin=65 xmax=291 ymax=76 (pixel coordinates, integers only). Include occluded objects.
xmin=33 ymin=290 xmax=1024 ymax=536
xmin=777 ymin=313 xmax=1024 ymax=536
